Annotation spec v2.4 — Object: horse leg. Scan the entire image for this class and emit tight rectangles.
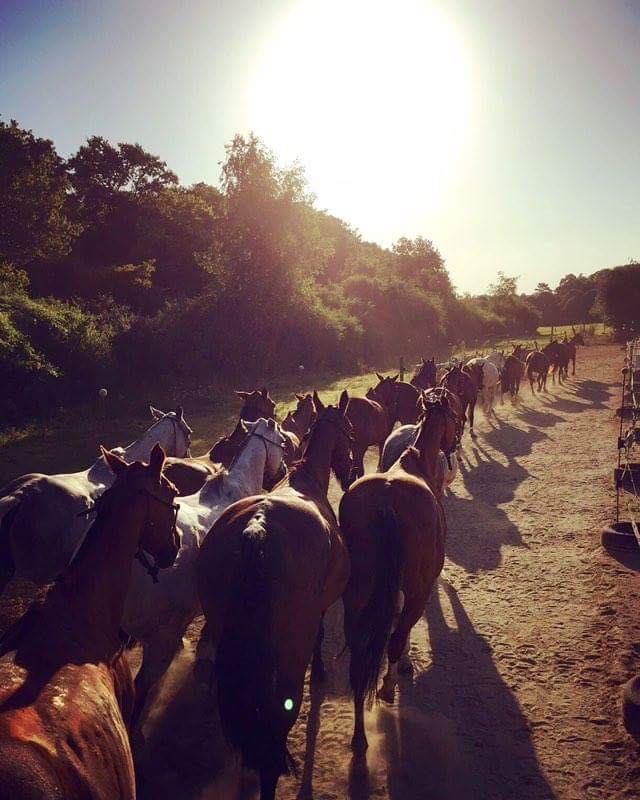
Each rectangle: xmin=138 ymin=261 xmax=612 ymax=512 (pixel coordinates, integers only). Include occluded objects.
xmin=311 ymin=614 xmax=326 ymax=683
xmin=379 ymin=589 xmax=424 ymax=702
xmin=352 ymin=695 xmax=367 ymax=755
xmin=572 ymin=355 xmax=576 ymax=375
xmin=260 ymin=768 xmax=279 ymax=800
xmin=344 ymin=573 xmax=375 ymax=753
xmin=468 ymin=399 xmax=476 ymax=436
xmin=352 ymin=443 xmax=366 ymax=480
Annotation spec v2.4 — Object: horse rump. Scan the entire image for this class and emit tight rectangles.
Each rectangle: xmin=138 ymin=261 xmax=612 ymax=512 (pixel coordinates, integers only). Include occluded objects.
xmin=214 ymin=525 xmax=295 ymax=779
xmin=348 ymin=505 xmax=403 ymax=705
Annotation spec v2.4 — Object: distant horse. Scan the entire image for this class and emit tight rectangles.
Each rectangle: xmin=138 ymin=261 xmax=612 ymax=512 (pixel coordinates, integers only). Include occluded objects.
xmin=210 ymin=419 xmax=292 ymax=489
xmin=466 ymin=356 xmax=501 ymax=414
xmin=339 ymin=395 xmax=457 ymax=753
xmin=195 ymin=392 xmax=353 ymax=800
xmin=345 ymin=395 xmax=392 ymax=480
xmin=282 ymin=393 xmax=318 ymax=441
xmin=410 ymin=357 xmax=437 ymax=390
xmin=526 ymin=350 xmax=550 ymax=392
xmin=0 ymin=406 xmax=191 ymax=594
xmin=235 ymin=387 xmax=299 ymax=465
xmin=367 ymin=373 xmax=420 ymax=425
xmin=123 ymin=419 xmax=286 ymax=730
xmin=439 ymin=365 xmax=479 ymax=439
xmin=500 ymin=354 xmax=526 ymax=402
xmin=0 ymin=444 xmax=180 ymax=800
xmin=485 ymin=350 xmax=506 ymax=372
xmin=565 ymin=331 xmax=585 ymax=375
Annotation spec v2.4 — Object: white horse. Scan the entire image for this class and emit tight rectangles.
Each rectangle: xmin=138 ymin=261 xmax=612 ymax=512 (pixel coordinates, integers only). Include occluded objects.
xmin=122 ymin=417 xmax=287 ymax=731
xmin=0 ymin=406 xmax=192 ymax=593
xmin=466 ymin=357 xmax=501 ymax=416
xmin=380 ymin=423 xmax=458 ymax=494
xmin=485 ymin=350 xmax=506 ymax=372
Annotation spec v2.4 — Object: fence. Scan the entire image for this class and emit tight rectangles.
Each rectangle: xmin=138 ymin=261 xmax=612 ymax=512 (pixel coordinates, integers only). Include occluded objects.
xmin=614 ymin=338 xmax=640 ymax=542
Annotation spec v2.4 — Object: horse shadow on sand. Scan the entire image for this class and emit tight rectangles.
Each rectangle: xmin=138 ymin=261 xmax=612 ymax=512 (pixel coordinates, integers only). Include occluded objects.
xmin=444 ymin=423 xmax=547 ymax=573
xmin=348 ymin=581 xmax=556 ymax=800
xmin=535 ymin=377 xmax=611 ymax=414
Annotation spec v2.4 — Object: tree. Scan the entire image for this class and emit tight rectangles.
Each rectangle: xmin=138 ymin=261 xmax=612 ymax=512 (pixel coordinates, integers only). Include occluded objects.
xmin=0 ymin=120 xmax=79 ymax=266
xmin=597 ymin=263 xmax=640 ymax=335
xmin=489 ymin=271 xmax=518 ymax=298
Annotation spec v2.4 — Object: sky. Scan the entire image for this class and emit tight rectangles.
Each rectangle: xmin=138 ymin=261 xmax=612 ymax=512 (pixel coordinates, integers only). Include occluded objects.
xmin=1 ymin=0 xmax=639 ymax=294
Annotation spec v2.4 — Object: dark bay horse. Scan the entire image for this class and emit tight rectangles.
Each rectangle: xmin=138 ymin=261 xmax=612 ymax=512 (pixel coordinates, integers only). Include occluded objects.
xmin=0 ymin=444 xmax=180 ymax=800
xmin=339 ymin=395 xmax=457 ymax=754
xmin=346 ymin=394 xmax=392 ymax=480
xmin=542 ymin=341 xmax=569 ymax=384
xmin=526 ymin=350 xmax=550 ymax=392
xmin=195 ymin=392 xmax=353 ymax=800
xmin=367 ymin=373 xmax=420 ymax=425
xmin=501 ymin=354 xmax=526 ymax=402
xmin=235 ymin=388 xmax=277 ymax=421
xmin=410 ymin=357 xmax=437 ymax=390
xmin=439 ymin=365 xmax=479 ymax=439
xmin=565 ymin=331 xmax=585 ymax=375
xmin=282 ymin=392 xmax=318 ymax=441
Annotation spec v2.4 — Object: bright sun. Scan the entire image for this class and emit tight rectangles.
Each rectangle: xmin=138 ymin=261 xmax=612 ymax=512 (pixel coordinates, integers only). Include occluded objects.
xmin=249 ymin=0 xmax=474 ymax=241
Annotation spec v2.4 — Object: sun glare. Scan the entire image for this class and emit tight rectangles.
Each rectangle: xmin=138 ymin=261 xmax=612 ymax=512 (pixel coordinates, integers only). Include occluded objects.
xmin=249 ymin=0 xmax=474 ymax=241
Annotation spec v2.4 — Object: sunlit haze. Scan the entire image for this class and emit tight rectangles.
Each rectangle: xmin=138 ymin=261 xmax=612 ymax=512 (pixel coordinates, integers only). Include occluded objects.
xmin=2 ymin=0 xmax=639 ymax=293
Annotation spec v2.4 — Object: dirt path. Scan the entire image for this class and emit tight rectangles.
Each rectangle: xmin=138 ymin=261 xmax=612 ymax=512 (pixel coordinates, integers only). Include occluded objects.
xmin=134 ymin=343 xmax=640 ymax=800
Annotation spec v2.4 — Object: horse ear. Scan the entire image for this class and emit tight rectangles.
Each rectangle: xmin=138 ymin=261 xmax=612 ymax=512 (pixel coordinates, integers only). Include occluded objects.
xmin=261 ymin=387 xmax=269 ymax=397
xmin=240 ymin=420 xmax=250 ymax=434
xmin=149 ymin=443 xmax=166 ymax=481
xmin=267 ymin=418 xmax=276 ymax=429
xmin=101 ymin=445 xmax=127 ymax=476
xmin=422 ymin=356 xmax=427 ymax=364
xmin=295 ymin=393 xmax=305 ymax=402
xmin=376 ymin=372 xmax=384 ymax=382
xmin=175 ymin=405 xmax=184 ymax=422
xmin=391 ymin=374 xmax=399 ymax=382
xmin=235 ymin=390 xmax=250 ymax=400
xmin=150 ymin=406 xmax=164 ymax=420
xmin=338 ymin=390 xmax=349 ymax=413
xmin=313 ymin=390 xmax=325 ymax=413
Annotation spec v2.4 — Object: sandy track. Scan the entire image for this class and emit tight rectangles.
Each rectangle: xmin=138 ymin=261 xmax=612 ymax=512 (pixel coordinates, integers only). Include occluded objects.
xmin=135 ymin=343 xmax=640 ymax=800
xmin=3 ymin=345 xmax=638 ymax=799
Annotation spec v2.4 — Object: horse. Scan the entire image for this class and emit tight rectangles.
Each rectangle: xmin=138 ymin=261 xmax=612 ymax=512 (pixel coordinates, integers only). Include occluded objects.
xmin=0 ymin=444 xmax=180 ymax=800
xmin=235 ymin=388 xmax=276 ymax=421
xmin=0 ymin=406 xmax=191 ymax=594
xmin=367 ymin=373 xmax=421 ymax=425
xmin=525 ymin=350 xmax=550 ymax=392
xmin=345 ymin=394 xmax=392 ymax=480
xmin=235 ymin=387 xmax=299 ymax=465
xmin=565 ymin=330 xmax=586 ymax=375
xmin=339 ymin=394 xmax=457 ymax=754
xmin=410 ymin=357 xmax=437 ymax=390
xmin=500 ymin=354 xmax=526 ymax=402
xmin=541 ymin=341 xmax=566 ymax=384
xmin=485 ymin=350 xmax=506 ymax=372
xmin=439 ymin=365 xmax=479 ymax=439
xmin=195 ymin=391 xmax=353 ymax=800
xmin=466 ymin=356 xmax=501 ymax=414
xmin=123 ymin=418 xmax=287 ymax=731
xmin=282 ymin=393 xmax=318 ymax=441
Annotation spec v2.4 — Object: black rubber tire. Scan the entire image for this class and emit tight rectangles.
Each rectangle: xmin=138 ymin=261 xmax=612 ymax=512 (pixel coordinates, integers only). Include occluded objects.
xmin=601 ymin=522 xmax=639 ymax=551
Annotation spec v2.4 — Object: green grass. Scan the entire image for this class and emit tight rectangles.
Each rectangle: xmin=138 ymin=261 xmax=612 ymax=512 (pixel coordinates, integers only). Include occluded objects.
xmin=537 ymin=322 xmax=608 ymax=338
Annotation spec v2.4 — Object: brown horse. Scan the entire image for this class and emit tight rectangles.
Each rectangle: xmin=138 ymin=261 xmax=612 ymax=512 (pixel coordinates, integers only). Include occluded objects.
xmin=211 ymin=418 xmax=299 ymax=475
xmin=346 ymin=394 xmax=392 ymax=480
xmin=339 ymin=395 xmax=457 ymax=754
xmin=410 ymin=357 xmax=437 ymax=390
xmin=565 ymin=331 xmax=585 ymax=375
xmin=0 ymin=444 xmax=180 ymax=800
xmin=195 ymin=392 xmax=353 ymax=800
xmin=542 ymin=341 xmax=569 ymax=384
xmin=500 ymin=354 xmax=526 ymax=402
xmin=164 ymin=451 xmax=220 ymax=495
xmin=439 ymin=365 xmax=479 ymax=438
xmin=235 ymin=387 xmax=277 ymax=421
xmin=526 ymin=350 xmax=550 ymax=392
xmin=367 ymin=373 xmax=421 ymax=426
xmin=282 ymin=393 xmax=318 ymax=441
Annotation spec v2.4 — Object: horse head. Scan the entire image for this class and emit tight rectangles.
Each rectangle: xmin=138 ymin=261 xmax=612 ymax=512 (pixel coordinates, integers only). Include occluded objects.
xmin=312 ymin=390 xmax=354 ymax=490
xmin=234 ymin=388 xmax=276 ymax=422
xmin=148 ymin=405 xmax=192 ymax=457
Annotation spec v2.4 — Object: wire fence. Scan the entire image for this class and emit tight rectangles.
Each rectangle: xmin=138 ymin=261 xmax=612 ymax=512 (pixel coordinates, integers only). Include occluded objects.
xmin=616 ymin=338 xmax=640 ymax=543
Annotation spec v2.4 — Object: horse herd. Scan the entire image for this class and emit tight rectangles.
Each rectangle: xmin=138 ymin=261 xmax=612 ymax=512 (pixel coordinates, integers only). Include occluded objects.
xmin=0 ymin=333 xmax=585 ymax=799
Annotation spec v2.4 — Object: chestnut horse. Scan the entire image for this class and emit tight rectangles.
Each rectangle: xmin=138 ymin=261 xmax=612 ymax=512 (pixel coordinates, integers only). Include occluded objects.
xmin=0 ymin=444 xmax=180 ymax=800
xmin=500 ymin=354 xmax=526 ymax=402
xmin=282 ymin=393 xmax=318 ymax=441
xmin=195 ymin=392 xmax=353 ymax=800
xmin=439 ymin=365 xmax=479 ymax=439
xmin=367 ymin=373 xmax=421 ymax=425
xmin=410 ymin=357 xmax=437 ymax=390
xmin=566 ymin=331 xmax=585 ymax=375
xmin=339 ymin=395 xmax=457 ymax=754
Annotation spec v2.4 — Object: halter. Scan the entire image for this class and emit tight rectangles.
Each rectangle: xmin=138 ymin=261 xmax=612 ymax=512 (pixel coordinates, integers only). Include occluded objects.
xmin=227 ymin=427 xmax=286 ymax=482
xmin=77 ymin=486 xmax=180 ymax=584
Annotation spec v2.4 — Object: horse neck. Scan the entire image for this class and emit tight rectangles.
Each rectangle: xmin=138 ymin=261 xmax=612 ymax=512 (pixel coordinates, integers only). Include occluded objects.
xmin=415 ymin=413 xmax=445 ymax=482
xmin=295 ymin=421 xmax=335 ymax=497
xmin=125 ymin=418 xmax=175 ymax=461
xmin=60 ymin=492 xmax=147 ymax=639
xmin=225 ymin=435 xmax=269 ymax=497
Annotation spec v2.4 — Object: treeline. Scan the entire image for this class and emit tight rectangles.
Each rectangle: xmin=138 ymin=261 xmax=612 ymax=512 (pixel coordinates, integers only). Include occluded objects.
xmin=1 ymin=119 xmax=637 ymax=426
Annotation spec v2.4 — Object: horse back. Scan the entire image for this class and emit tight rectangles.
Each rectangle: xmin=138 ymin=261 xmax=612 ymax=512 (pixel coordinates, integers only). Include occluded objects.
xmin=346 ymin=397 xmax=389 ymax=444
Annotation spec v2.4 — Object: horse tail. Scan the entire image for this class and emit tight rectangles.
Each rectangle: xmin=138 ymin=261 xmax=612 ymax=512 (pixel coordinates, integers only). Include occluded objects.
xmin=215 ymin=519 xmax=294 ymax=778
xmin=349 ymin=504 xmax=403 ymax=705
xmin=0 ymin=499 xmax=18 ymax=594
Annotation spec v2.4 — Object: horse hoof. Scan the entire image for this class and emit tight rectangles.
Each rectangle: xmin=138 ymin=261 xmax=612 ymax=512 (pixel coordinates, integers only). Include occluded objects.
xmin=377 ymin=684 xmax=396 ymax=704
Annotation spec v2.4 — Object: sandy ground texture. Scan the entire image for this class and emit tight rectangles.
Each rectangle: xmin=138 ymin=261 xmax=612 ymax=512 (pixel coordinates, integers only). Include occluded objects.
xmin=2 ymin=343 xmax=640 ymax=799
